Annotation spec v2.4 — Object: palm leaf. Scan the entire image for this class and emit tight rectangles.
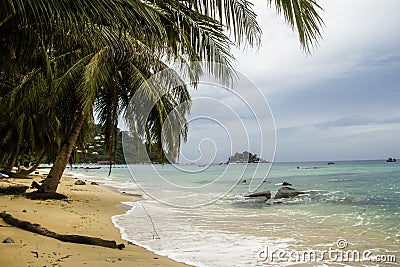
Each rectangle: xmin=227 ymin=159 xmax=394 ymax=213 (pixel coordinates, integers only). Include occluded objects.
xmin=268 ymin=0 xmax=324 ymax=52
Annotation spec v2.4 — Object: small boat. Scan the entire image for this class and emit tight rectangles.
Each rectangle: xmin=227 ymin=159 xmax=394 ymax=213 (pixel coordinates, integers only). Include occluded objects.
xmin=84 ymin=166 xmax=102 ymax=170
xmin=386 ymin=158 xmax=397 ymax=163
xmin=327 ymin=161 xmax=335 ymax=165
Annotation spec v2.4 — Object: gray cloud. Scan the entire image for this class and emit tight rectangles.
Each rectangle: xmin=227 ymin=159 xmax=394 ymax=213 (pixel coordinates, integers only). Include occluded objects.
xmin=180 ymin=0 xmax=400 ymax=162
xmin=314 ymin=117 xmax=400 ymax=130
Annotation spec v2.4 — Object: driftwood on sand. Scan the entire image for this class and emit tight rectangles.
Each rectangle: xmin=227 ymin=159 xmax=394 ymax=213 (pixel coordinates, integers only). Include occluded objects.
xmin=0 ymin=212 xmax=125 ymax=250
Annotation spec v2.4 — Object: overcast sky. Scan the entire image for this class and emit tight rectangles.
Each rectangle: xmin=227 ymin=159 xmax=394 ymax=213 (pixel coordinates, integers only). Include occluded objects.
xmin=178 ymin=0 xmax=400 ymax=163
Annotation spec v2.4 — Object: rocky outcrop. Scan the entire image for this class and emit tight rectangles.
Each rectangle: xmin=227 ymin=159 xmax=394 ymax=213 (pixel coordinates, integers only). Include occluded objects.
xmin=274 ymin=187 xmax=305 ymax=199
xmin=245 ymin=191 xmax=271 ymax=200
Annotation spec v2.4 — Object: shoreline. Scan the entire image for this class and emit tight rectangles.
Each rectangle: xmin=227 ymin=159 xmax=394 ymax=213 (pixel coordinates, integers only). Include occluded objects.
xmin=0 ymin=173 xmax=190 ymax=267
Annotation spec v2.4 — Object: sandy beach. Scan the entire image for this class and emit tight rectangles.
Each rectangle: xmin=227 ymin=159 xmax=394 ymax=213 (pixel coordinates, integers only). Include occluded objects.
xmin=0 ymin=173 xmax=189 ymax=267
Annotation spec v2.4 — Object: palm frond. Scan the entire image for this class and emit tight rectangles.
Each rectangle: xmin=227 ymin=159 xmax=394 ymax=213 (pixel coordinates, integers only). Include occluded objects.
xmin=171 ymin=0 xmax=262 ymax=48
xmin=268 ymin=0 xmax=324 ymax=53
xmin=80 ymin=47 xmax=111 ymax=114
xmin=157 ymin=0 xmax=237 ymax=86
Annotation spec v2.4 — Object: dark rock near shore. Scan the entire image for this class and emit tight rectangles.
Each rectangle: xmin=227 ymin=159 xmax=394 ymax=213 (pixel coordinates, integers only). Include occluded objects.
xmin=245 ymin=191 xmax=271 ymax=200
xmin=275 ymin=181 xmax=293 ymax=186
xmin=2 ymin=237 xmax=15 ymax=243
xmin=274 ymin=187 xmax=305 ymax=199
xmin=74 ymin=180 xmax=86 ymax=185
xmin=90 ymin=182 xmax=99 ymax=185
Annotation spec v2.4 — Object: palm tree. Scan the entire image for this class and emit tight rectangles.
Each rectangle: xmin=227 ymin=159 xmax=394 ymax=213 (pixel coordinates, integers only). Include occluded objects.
xmin=1 ymin=0 xmax=324 ymax=194
xmin=0 ymin=0 xmax=169 ymax=178
xmin=22 ymin=0 xmax=265 ymax=194
xmin=0 ymin=45 xmax=62 ymax=174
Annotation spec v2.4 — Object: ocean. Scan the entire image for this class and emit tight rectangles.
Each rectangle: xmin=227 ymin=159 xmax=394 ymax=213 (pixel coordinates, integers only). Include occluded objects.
xmin=68 ymin=160 xmax=399 ymax=266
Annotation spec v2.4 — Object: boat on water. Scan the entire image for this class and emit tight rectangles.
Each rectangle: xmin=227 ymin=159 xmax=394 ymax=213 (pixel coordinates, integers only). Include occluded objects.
xmin=84 ymin=166 xmax=102 ymax=170
xmin=386 ymin=158 xmax=397 ymax=163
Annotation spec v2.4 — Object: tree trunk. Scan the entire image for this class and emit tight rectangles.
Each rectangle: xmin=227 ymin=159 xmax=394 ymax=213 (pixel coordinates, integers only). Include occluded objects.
xmin=0 ymin=212 xmax=125 ymax=249
xmin=20 ymin=151 xmax=45 ymax=175
xmin=40 ymin=112 xmax=85 ymax=193
xmin=4 ymin=140 xmax=21 ymax=173
xmin=0 ymin=154 xmax=6 ymax=169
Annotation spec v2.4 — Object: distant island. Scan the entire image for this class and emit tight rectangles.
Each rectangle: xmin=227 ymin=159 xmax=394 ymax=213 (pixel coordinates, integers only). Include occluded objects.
xmin=228 ymin=151 xmax=269 ymax=163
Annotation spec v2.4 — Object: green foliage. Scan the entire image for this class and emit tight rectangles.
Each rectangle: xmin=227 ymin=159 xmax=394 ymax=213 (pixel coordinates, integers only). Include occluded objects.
xmin=268 ymin=0 xmax=324 ymax=53
xmin=73 ymin=125 xmax=125 ymax=164
xmin=0 ymin=0 xmax=323 ymax=176
xmin=73 ymin=124 xmax=168 ymax=164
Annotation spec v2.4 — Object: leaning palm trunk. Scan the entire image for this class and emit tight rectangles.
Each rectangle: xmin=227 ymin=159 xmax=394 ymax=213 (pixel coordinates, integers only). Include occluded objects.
xmin=4 ymin=140 xmax=21 ymax=173
xmin=39 ymin=112 xmax=86 ymax=193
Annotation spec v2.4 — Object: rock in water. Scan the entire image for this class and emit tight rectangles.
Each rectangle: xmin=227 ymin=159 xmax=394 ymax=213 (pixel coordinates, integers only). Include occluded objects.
xmin=275 ymin=182 xmax=293 ymax=186
xmin=90 ymin=182 xmax=99 ymax=185
xmin=245 ymin=191 xmax=271 ymax=200
xmin=2 ymin=237 xmax=15 ymax=243
xmin=74 ymin=180 xmax=86 ymax=185
xmin=274 ymin=187 xmax=305 ymax=199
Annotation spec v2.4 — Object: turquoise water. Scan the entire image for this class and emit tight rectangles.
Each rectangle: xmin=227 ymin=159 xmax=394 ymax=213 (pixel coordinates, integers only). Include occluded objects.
xmin=69 ymin=160 xmax=399 ymax=266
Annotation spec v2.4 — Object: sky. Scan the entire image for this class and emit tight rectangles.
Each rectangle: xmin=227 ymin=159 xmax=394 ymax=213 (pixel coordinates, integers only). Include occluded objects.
xmin=178 ymin=0 xmax=400 ymax=163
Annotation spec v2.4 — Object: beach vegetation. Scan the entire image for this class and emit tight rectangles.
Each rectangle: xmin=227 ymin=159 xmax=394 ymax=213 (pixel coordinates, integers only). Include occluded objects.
xmin=0 ymin=0 xmax=323 ymax=195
